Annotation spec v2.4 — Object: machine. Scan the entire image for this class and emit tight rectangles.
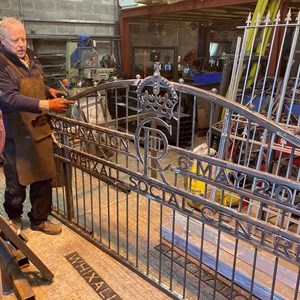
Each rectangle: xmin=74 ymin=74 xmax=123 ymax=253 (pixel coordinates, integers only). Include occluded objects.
xmin=63 ymin=36 xmax=116 ymax=160
xmin=65 ymin=35 xmax=115 ymax=90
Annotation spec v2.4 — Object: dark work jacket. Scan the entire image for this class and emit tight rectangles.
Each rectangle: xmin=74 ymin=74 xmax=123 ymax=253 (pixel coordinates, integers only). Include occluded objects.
xmin=0 ymin=48 xmax=43 ymax=138
xmin=0 ymin=48 xmax=56 ymax=185
xmin=0 ymin=110 xmax=5 ymax=154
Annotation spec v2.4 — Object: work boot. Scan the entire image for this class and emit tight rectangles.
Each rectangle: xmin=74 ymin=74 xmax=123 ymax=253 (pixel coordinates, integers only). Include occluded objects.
xmin=9 ymin=217 xmax=23 ymax=231
xmin=31 ymin=220 xmax=62 ymax=235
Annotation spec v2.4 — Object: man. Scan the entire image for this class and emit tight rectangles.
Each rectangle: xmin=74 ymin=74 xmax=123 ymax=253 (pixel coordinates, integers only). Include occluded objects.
xmin=0 ymin=17 xmax=74 ymax=235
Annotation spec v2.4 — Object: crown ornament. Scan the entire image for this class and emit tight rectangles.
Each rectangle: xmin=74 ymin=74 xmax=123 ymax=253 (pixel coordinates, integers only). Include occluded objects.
xmin=136 ymin=63 xmax=178 ymax=119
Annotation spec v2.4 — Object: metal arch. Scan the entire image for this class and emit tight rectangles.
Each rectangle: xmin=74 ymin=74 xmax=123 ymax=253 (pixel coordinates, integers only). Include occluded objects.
xmin=67 ymin=75 xmax=300 ymax=148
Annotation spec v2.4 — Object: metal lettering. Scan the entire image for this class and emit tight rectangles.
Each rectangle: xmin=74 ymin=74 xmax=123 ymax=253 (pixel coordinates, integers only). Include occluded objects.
xmin=55 ymin=109 xmax=300 ymax=266
xmin=78 ymin=126 xmax=85 ymax=138
xmin=142 ymin=126 xmax=169 ymax=182
xmin=235 ymin=220 xmax=251 ymax=240
xmin=91 ymin=160 xmax=99 ymax=173
xmin=84 ymin=272 xmax=100 ymax=283
xmin=201 ymin=206 xmax=216 ymax=224
xmin=218 ymin=212 xmax=233 ymax=232
xmin=155 ymin=242 xmax=244 ymax=299
xmin=52 ymin=119 xmax=130 ymax=154
xmin=129 ymin=176 xmax=180 ymax=209
xmin=66 ymin=252 xmax=83 ymax=264
xmin=195 ymin=160 xmax=213 ymax=177
xmin=230 ymin=172 xmax=247 ymax=188
xmin=100 ymin=164 xmax=108 ymax=176
xmin=170 ymin=148 xmax=300 ymax=212
xmin=138 ymin=179 xmax=148 ymax=192
xmin=129 ymin=176 xmax=137 ymax=188
xmin=99 ymin=287 xmax=115 ymax=299
xmin=87 ymin=129 xmax=96 ymax=141
xmin=275 ymin=185 xmax=293 ymax=205
xmin=62 ymin=121 xmax=70 ymax=132
xmin=149 ymin=184 xmax=164 ymax=200
xmin=250 ymin=226 xmax=268 ymax=246
xmin=69 ymin=152 xmax=300 ymax=263
xmin=106 ymin=295 xmax=118 ymax=300
xmin=119 ymin=137 xmax=129 ymax=152
xmin=66 ymin=252 xmax=121 ymax=299
xmin=179 ymin=158 xmax=299 ymax=210
xmin=214 ymin=168 xmax=232 ymax=185
xmin=81 ymin=269 xmax=94 ymax=276
xmin=177 ymin=156 xmax=191 ymax=170
xmin=186 ymin=261 xmax=200 ymax=277
xmin=273 ymin=236 xmax=293 ymax=259
xmin=135 ymin=117 xmax=171 ymax=183
xmin=109 ymin=135 xmax=119 ymax=148
xmin=168 ymin=194 xmax=180 ymax=208
xmin=79 ymin=156 xmax=89 ymax=169
xmin=75 ymin=262 xmax=90 ymax=273
xmin=91 ymin=281 xmax=105 ymax=291
xmin=253 ymin=179 xmax=270 ymax=197
xmin=96 ymin=133 xmax=104 ymax=145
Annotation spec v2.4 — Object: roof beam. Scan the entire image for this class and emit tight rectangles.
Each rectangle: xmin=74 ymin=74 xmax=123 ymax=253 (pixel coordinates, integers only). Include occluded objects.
xmin=120 ymin=0 xmax=257 ymax=18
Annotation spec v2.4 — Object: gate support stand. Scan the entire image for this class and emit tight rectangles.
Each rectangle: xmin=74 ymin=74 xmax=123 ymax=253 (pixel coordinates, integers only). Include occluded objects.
xmin=0 ymin=216 xmax=54 ymax=299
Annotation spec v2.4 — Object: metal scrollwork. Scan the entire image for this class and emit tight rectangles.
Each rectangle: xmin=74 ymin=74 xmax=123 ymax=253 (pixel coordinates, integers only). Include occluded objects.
xmin=136 ymin=64 xmax=178 ymax=120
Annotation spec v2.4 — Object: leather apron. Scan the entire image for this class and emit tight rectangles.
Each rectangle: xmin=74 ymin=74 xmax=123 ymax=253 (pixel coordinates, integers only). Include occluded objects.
xmin=0 ymin=110 xmax=5 ymax=154
xmin=4 ymin=57 xmax=56 ymax=186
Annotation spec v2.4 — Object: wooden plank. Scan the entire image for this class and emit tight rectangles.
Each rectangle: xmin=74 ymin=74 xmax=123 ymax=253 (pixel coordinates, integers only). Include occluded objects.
xmin=162 ymin=213 xmax=298 ymax=300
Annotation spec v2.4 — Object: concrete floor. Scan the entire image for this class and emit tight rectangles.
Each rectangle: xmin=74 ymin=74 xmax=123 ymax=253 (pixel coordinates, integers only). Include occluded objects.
xmin=0 ymin=168 xmax=171 ymax=300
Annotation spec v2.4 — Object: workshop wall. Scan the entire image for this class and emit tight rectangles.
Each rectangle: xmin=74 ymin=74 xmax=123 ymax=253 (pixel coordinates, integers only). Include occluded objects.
xmin=130 ymin=20 xmax=198 ymax=58
xmin=0 ymin=0 xmax=118 ymax=53
xmin=0 ymin=0 xmax=117 ymax=36
xmin=0 ymin=0 xmax=240 ymax=79
xmin=210 ymin=30 xmax=241 ymax=53
xmin=130 ymin=19 xmax=240 ymax=76
xmin=0 ymin=0 xmax=119 ymax=83
xmin=130 ymin=21 xmax=240 ymax=56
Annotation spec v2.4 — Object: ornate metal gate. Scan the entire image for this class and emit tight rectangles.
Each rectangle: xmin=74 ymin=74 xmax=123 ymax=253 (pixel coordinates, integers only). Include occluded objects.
xmin=50 ymin=11 xmax=300 ymax=300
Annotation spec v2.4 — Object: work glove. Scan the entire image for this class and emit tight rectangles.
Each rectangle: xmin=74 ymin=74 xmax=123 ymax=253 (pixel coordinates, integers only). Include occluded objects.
xmin=48 ymin=98 xmax=75 ymax=114
xmin=48 ymin=88 xmax=67 ymax=99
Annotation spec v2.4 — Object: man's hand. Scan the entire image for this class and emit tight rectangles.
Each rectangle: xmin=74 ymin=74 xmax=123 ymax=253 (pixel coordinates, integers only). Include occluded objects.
xmin=48 ymin=98 xmax=75 ymax=114
xmin=48 ymin=88 xmax=67 ymax=99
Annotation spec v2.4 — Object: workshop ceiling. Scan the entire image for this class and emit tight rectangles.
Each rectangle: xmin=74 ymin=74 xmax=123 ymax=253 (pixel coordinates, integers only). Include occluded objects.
xmin=123 ymin=0 xmax=300 ymax=29
xmin=135 ymin=0 xmax=185 ymax=4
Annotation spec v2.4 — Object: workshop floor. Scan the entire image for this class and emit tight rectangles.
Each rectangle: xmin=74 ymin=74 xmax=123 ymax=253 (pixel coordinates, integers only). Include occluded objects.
xmin=0 ymin=167 xmax=171 ymax=300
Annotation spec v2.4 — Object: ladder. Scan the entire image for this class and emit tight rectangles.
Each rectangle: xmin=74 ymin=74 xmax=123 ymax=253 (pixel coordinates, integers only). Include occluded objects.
xmin=246 ymin=0 xmax=281 ymax=87
xmin=226 ymin=0 xmax=281 ymax=102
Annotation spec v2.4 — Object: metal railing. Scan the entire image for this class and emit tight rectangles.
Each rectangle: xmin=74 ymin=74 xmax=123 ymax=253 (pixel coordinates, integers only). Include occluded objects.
xmin=50 ymin=11 xmax=300 ymax=300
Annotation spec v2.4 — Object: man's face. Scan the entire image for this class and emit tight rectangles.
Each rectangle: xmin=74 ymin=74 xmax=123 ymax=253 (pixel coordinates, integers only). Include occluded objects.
xmin=1 ymin=24 xmax=26 ymax=59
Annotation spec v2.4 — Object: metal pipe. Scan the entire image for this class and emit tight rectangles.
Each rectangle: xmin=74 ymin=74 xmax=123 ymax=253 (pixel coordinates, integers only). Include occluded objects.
xmin=18 ymin=0 xmax=24 ymax=18
xmin=0 ymin=237 xmax=34 ymax=299
xmin=276 ymin=10 xmax=300 ymax=122
xmin=0 ymin=217 xmax=54 ymax=281
xmin=0 ymin=15 xmax=116 ymax=26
